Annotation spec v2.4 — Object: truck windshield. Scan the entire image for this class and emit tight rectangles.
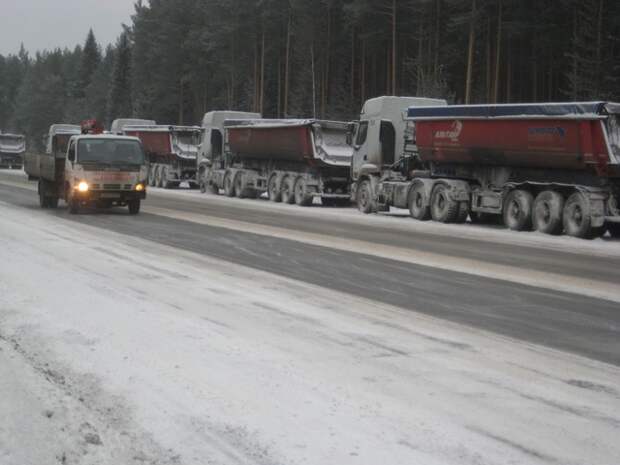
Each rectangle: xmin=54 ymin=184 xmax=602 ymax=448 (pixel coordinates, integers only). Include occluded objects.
xmin=77 ymin=139 xmax=145 ymax=165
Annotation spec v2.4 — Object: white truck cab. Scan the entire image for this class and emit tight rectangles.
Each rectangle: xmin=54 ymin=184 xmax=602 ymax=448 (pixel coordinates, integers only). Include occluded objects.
xmin=350 ymin=96 xmax=447 ymax=182
xmin=63 ymin=134 xmax=148 ymax=214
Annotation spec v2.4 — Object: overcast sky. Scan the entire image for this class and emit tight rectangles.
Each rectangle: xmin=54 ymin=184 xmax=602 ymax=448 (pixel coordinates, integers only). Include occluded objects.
xmin=0 ymin=0 xmax=135 ymax=56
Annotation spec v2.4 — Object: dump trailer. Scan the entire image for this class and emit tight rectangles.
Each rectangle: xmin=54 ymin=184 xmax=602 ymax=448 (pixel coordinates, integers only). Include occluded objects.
xmin=351 ymin=97 xmax=620 ymax=238
xmin=112 ymin=119 xmax=201 ymax=188
xmin=199 ymin=112 xmax=353 ymax=206
xmin=0 ymin=132 xmax=26 ymax=169
xmin=24 ymin=121 xmax=148 ymax=214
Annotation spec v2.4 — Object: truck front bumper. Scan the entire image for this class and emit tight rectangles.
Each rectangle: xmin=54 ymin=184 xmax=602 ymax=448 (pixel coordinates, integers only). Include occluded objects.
xmin=74 ymin=190 xmax=147 ymax=203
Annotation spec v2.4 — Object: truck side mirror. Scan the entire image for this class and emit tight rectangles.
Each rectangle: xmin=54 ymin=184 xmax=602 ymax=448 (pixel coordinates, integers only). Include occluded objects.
xmin=68 ymin=148 xmax=75 ymax=162
xmin=346 ymin=131 xmax=353 ymax=146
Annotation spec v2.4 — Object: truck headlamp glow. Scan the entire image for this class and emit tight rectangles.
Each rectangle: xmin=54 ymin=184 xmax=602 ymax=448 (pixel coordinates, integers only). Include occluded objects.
xmin=135 ymin=183 xmax=145 ymax=192
xmin=77 ymin=181 xmax=89 ymax=192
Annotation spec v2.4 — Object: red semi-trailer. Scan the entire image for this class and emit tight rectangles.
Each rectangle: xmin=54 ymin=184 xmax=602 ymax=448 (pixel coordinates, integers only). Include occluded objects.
xmin=351 ymin=99 xmax=620 ymax=238
xmin=199 ymin=114 xmax=352 ymax=206
xmin=112 ymin=120 xmax=202 ymax=188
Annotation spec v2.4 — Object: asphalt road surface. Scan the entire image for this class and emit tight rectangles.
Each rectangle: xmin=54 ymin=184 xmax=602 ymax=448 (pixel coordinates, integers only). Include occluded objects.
xmin=1 ymin=175 xmax=619 ymax=366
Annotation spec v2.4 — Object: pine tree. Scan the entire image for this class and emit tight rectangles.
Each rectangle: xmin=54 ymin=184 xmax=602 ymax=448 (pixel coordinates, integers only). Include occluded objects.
xmin=107 ymin=33 xmax=133 ymax=122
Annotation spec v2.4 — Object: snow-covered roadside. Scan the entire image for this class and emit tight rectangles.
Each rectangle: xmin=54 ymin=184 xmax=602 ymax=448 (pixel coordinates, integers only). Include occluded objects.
xmin=1 ymin=200 xmax=619 ymax=465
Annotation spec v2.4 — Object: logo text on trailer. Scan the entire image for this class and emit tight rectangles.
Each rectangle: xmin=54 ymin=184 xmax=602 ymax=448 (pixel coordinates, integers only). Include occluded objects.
xmin=434 ymin=121 xmax=463 ymax=142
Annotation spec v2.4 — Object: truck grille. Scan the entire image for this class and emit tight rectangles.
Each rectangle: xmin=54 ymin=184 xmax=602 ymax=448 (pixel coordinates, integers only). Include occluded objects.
xmin=103 ymin=184 xmax=121 ymax=190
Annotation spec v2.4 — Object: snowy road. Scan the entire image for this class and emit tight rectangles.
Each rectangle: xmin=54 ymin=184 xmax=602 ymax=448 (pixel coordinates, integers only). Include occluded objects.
xmin=1 ymin=173 xmax=620 ymax=464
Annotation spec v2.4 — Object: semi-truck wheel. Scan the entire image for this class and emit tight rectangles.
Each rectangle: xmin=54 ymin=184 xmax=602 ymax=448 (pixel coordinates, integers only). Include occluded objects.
xmin=533 ymin=190 xmax=564 ymax=235
xmin=563 ymin=192 xmax=602 ymax=239
xmin=38 ymin=180 xmax=49 ymax=208
xmin=234 ymin=173 xmax=246 ymax=198
xmin=430 ymin=184 xmax=459 ymax=223
xmin=357 ymin=180 xmax=375 ymax=214
xmin=503 ymin=189 xmax=533 ymax=231
xmin=223 ymin=172 xmax=235 ymax=197
xmin=154 ymin=166 xmax=162 ymax=187
xmin=48 ymin=197 xmax=59 ymax=209
xmin=281 ymin=176 xmax=295 ymax=204
xmin=294 ymin=178 xmax=313 ymax=206
xmin=148 ymin=165 xmax=156 ymax=186
xmin=408 ymin=183 xmax=430 ymax=220
xmin=128 ymin=199 xmax=141 ymax=215
xmin=268 ymin=174 xmax=282 ymax=202
xmin=455 ymin=202 xmax=470 ymax=223
xmin=161 ymin=167 xmax=170 ymax=189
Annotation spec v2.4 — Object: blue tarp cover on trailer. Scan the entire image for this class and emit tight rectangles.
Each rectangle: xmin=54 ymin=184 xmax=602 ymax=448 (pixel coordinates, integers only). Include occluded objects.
xmin=406 ymin=102 xmax=620 ymax=119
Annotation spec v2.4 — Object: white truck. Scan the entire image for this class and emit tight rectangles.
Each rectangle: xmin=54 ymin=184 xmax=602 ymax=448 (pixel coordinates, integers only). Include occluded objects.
xmin=25 ymin=122 xmax=148 ymax=214
xmin=0 ymin=132 xmax=26 ymax=169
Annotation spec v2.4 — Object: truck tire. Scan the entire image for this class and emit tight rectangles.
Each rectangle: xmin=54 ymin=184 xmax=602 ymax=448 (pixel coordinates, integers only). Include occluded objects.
xmin=223 ymin=172 xmax=235 ymax=197
xmin=503 ymin=189 xmax=533 ymax=231
xmin=69 ymin=198 xmax=79 ymax=214
xmin=408 ymin=183 xmax=430 ymax=220
xmin=281 ymin=176 xmax=295 ymax=204
xmin=357 ymin=180 xmax=375 ymax=214
xmin=268 ymin=174 xmax=282 ymax=202
xmin=128 ymin=199 xmax=141 ymax=215
xmin=38 ymin=180 xmax=49 ymax=208
xmin=48 ymin=197 xmax=59 ymax=209
xmin=161 ymin=167 xmax=171 ymax=189
xmin=563 ymin=192 xmax=602 ymax=239
xmin=294 ymin=177 xmax=313 ymax=206
xmin=148 ymin=165 xmax=156 ymax=186
xmin=234 ymin=173 xmax=246 ymax=198
xmin=154 ymin=166 xmax=163 ymax=188
xmin=430 ymin=184 xmax=459 ymax=223
xmin=455 ymin=202 xmax=470 ymax=224
xmin=533 ymin=190 xmax=564 ymax=235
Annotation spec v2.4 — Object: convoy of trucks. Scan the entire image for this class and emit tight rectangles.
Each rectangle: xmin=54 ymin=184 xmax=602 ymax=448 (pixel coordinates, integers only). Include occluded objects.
xmin=0 ymin=132 xmax=26 ymax=169
xmin=111 ymin=119 xmax=202 ymax=189
xmin=24 ymin=120 xmax=147 ymax=214
xmin=197 ymin=112 xmax=352 ymax=205
xmin=10 ymin=95 xmax=620 ymax=238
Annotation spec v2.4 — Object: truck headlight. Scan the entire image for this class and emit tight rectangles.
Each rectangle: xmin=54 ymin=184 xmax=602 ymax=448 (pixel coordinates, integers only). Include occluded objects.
xmin=135 ymin=183 xmax=145 ymax=192
xmin=77 ymin=181 xmax=89 ymax=192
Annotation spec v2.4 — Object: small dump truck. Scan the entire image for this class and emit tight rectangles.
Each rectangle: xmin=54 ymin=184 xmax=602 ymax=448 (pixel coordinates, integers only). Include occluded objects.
xmin=24 ymin=121 xmax=148 ymax=214
xmin=0 ymin=132 xmax=26 ymax=169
